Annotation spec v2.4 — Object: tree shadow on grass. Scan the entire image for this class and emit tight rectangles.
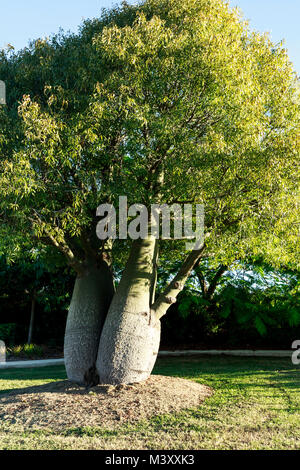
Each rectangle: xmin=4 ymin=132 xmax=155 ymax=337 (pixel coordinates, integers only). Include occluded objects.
xmin=0 ymin=379 xmax=101 ymax=399
xmin=0 ymin=365 xmax=66 ymax=381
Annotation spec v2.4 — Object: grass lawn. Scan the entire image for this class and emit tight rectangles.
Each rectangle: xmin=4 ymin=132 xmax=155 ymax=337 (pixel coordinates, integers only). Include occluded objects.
xmin=0 ymin=356 xmax=299 ymax=450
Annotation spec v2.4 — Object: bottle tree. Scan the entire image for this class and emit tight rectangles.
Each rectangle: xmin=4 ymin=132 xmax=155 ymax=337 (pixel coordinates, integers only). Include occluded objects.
xmin=0 ymin=0 xmax=299 ymax=385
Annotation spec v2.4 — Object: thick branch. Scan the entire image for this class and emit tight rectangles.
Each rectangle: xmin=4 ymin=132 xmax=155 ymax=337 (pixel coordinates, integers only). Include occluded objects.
xmin=152 ymin=245 xmax=205 ymax=320
xmin=30 ymin=213 xmax=84 ymax=274
xmin=45 ymin=230 xmax=84 ymax=274
xmin=194 ymin=265 xmax=208 ymax=296
xmin=194 ymin=263 xmax=227 ymax=300
xmin=149 ymin=239 xmax=159 ymax=306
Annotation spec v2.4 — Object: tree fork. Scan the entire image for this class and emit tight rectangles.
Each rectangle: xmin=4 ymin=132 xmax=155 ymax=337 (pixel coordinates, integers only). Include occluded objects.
xmin=152 ymin=245 xmax=205 ymax=320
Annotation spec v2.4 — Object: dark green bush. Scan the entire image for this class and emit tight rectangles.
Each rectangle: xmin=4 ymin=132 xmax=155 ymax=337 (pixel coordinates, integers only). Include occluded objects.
xmin=0 ymin=323 xmax=16 ymax=346
xmin=8 ymin=344 xmax=43 ymax=358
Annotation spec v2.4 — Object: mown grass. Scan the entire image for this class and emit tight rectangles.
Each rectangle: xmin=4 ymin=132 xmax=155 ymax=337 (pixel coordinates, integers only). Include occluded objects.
xmin=0 ymin=356 xmax=299 ymax=450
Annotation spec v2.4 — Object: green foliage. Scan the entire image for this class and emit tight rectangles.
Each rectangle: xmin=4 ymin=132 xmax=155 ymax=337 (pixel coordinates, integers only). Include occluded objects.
xmin=0 ymin=0 xmax=299 ymax=277
xmin=0 ymin=323 xmax=16 ymax=346
xmin=0 ymin=254 xmax=72 ymax=312
xmin=0 ymin=255 xmax=74 ymax=345
xmin=215 ymin=265 xmax=300 ymax=335
xmin=8 ymin=344 xmax=43 ymax=358
xmin=177 ymin=261 xmax=300 ymax=336
xmin=178 ymin=294 xmax=206 ymax=319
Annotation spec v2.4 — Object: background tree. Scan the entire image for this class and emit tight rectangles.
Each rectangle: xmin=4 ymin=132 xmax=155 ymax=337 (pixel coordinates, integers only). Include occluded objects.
xmin=0 ymin=253 xmax=74 ymax=346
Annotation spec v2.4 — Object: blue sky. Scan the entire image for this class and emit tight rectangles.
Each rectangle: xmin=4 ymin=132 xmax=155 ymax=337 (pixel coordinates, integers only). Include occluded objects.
xmin=0 ymin=0 xmax=299 ymax=73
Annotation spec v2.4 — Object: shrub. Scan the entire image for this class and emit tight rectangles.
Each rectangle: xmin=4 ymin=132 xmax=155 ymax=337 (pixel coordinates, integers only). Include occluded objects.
xmin=0 ymin=323 xmax=16 ymax=346
xmin=8 ymin=344 xmax=43 ymax=358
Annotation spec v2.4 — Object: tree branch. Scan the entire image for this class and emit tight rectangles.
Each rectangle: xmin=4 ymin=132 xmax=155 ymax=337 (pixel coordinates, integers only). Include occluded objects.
xmin=152 ymin=244 xmax=205 ymax=320
xmin=194 ymin=265 xmax=208 ymax=296
xmin=206 ymin=265 xmax=227 ymax=299
xmin=30 ymin=212 xmax=84 ymax=274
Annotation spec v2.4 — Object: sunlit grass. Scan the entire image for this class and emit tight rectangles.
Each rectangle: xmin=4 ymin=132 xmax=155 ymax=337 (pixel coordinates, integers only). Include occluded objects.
xmin=0 ymin=365 xmax=66 ymax=394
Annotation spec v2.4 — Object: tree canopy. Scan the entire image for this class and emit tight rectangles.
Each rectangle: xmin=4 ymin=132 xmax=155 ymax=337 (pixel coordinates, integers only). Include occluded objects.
xmin=0 ymin=0 xmax=299 ymax=272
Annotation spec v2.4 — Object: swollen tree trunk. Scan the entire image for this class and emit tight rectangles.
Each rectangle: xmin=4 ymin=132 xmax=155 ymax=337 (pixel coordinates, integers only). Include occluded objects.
xmin=64 ymin=259 xmax=114 ymax=385
xmin=96 ymin=237 xmax=161 ymax=385
xmin=97 ymin=241 xmax=205 ymax=385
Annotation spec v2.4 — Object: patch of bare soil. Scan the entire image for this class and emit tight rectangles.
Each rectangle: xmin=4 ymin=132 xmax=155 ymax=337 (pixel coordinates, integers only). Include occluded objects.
xmin=0 ymin=376 xmax=212 ymax=431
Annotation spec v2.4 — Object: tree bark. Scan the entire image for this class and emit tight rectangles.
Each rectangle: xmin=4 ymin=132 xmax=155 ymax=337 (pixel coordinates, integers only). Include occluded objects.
xmin=152 ymin=246 xmax=205 ymax=320
xmin=96 ymin=236 xmax=161 ymax=385
xmin=64 ymin=258 xmax=114 ymax=385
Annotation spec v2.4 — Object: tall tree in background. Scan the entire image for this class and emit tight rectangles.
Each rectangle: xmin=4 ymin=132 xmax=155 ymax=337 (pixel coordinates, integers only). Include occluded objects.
xmin=0 ymin=0 xmax=299 ymax=385
xmin=0 ymin=253 xmax=73 ymax=345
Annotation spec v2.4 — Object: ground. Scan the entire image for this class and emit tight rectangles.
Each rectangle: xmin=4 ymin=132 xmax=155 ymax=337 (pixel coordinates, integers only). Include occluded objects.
xmin=0 ymin=376 xmax=212 ymax=429
xmin=0 ymin=356 xmax=299 ymax=450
